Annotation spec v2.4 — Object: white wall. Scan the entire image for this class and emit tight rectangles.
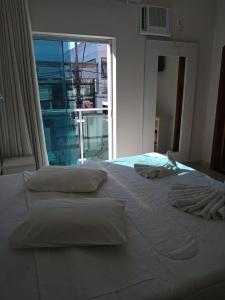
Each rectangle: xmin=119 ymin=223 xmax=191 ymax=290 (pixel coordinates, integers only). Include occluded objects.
xmin=28 ymin=0 xmax=146 ymax=158
xmin=28 ymin=0 xmax=217 ymax=160
xmin=203 ymin=0 xmax=224 ymax=164
xmin=148 ymin=0 xmax=217 ymax=162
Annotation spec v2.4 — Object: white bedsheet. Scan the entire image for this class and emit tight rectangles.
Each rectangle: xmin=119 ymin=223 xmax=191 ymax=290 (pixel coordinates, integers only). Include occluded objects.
xmin=24 ymin=172 xmax=156 ymax=300
xmin=1 ymin=154 xmax=225 ymax=299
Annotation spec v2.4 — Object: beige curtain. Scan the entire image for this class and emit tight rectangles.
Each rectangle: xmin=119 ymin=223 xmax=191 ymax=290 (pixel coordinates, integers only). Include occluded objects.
xmin=0 ymin=0 xmax=48 ymax=168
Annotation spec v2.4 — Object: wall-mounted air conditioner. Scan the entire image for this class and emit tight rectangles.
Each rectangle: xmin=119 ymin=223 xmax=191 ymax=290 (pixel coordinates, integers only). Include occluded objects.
xmin=140 ymin=5 xmax=171 ymax=37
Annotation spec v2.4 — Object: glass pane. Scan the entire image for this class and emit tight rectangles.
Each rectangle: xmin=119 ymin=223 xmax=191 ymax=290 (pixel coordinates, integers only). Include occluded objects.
xmin=42 ymin=110 xmax=80 ymax=165
xmin=82 ymin=111 xmax=108 ymax=162
xmin=33 ymin=38 xmax=109 ymax=165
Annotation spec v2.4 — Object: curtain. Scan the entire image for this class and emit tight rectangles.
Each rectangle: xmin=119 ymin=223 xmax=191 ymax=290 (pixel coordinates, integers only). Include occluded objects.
xmin=0 ymin=0 xmax=48 ymax=168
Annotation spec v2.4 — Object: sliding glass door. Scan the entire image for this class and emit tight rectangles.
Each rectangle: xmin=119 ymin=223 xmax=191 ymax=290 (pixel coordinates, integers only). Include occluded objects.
xmin=33 ymin=37 xmax=113 ymax=165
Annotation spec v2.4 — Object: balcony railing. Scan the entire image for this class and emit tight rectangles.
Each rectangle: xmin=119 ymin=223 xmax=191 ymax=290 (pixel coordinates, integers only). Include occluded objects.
xmin=41 ymin=107 xmax=109 ymax=165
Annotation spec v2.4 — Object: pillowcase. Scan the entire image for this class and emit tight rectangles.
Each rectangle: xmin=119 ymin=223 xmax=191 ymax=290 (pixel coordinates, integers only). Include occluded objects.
xmin=24 ymin=166 xmax=107 ymax=192
xmin=9 ymin=198 xmax=127 ymax=249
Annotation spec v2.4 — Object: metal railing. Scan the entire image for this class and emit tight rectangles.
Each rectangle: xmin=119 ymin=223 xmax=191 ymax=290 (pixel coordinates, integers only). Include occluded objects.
xmin=41 ymin=107 xmax=110 ymax=165
xmin=74 ymin=108 xmax=108 ymax=164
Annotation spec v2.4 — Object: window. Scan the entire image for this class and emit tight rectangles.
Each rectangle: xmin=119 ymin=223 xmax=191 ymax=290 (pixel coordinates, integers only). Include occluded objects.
xmin=33 ymin=37 xmax=113 ymax=165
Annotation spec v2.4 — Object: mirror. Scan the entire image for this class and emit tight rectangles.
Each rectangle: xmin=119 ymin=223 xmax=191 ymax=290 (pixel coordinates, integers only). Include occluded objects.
xmin=155 ymin=55 xmax=186 ymax=154
xmin=143 ymin=40 xmax=198 ymax=162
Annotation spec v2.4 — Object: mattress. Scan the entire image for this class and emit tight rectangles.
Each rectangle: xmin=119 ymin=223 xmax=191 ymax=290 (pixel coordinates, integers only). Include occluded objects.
xmin=1 ymin=153 xmax=225 ymax=300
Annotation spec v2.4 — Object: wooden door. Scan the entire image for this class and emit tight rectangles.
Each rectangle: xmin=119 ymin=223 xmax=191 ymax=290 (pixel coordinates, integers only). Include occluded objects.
xmin=211 ymin=46 xmax=225 ymax=173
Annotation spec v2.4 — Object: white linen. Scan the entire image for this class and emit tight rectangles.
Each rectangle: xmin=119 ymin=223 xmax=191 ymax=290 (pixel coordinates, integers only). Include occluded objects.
xmin=23 ymin=161 xmax=201 ymax=300
xmin=166 ymin=150 xmax=178 ymax=167
xmin=0 ymin=174 xmax=40 ymax=300
xmin=134 ymin=151 xmax=179 ymax=179
xmin=9 ymin=198 xmax=127 ymax=248
xmin=25 ymin=167 xmax=198 ymax=261
xmin=169 ymin=184 xmax=225 ymax=220
xmin=134 ymin=163 xmax=178 ymax=178
xmin=24 ymin=166 xmax=107 ymax=192
xmin=2 ymin=154 xmax=225 ymax=300
xmin=102 ymin=154 xmax=225 ymax=298
xmin=24 ymin=174 xmax=154 ymax=300
xmin=34 ymin=224 xmax=154 ymax=300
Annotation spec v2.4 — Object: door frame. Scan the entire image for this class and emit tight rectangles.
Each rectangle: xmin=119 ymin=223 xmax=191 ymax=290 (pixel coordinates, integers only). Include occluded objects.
xmin=211 ymin=46 xmax=225 ymax=172
xmin=172 ymin=56 xmax=186 ymax=152
xmin=143 ymin=40 xmax=198 ymax=162
xmin=32 ymin=31 xmax=117 ymax=161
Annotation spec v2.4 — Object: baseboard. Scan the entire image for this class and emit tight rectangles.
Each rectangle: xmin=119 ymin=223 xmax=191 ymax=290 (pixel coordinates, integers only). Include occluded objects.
xmin=186 ymin=160 xmax=225 ymax=182
xmin=185 ymin=160 xmax=210 ymax=169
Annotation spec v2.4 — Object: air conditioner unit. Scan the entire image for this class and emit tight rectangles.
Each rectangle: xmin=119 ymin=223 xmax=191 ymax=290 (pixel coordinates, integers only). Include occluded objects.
xmin=140 ymin=5 xmax=171 ymax=37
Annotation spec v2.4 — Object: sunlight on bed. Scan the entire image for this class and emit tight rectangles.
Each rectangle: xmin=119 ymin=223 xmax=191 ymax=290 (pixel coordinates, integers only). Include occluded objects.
xmin=108 ymin=152 xmax=195 ymax=176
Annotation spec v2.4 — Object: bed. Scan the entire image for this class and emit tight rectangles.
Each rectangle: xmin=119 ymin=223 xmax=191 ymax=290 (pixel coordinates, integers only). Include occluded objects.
xmin=1 ymin=153 xmax=225 ymax=300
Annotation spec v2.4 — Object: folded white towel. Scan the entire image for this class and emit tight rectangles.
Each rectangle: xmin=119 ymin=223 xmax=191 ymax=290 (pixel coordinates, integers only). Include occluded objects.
xmin=134 ymin=151 xmax=179 ymax=179
xmin=166 ymin=150 xmax=178 ymax=168
xmin=134 ymin=164 xmax=178 ymax=179
xmin=169 ymin=184 xmax=225 ymax=220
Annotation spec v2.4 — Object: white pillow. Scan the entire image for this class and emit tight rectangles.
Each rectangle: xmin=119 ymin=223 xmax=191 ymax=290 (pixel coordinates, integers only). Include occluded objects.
xmin=9 ymin=198 xmax=127 ymax=248
xmin=24 ymin=166 xmax=107 ymax=192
